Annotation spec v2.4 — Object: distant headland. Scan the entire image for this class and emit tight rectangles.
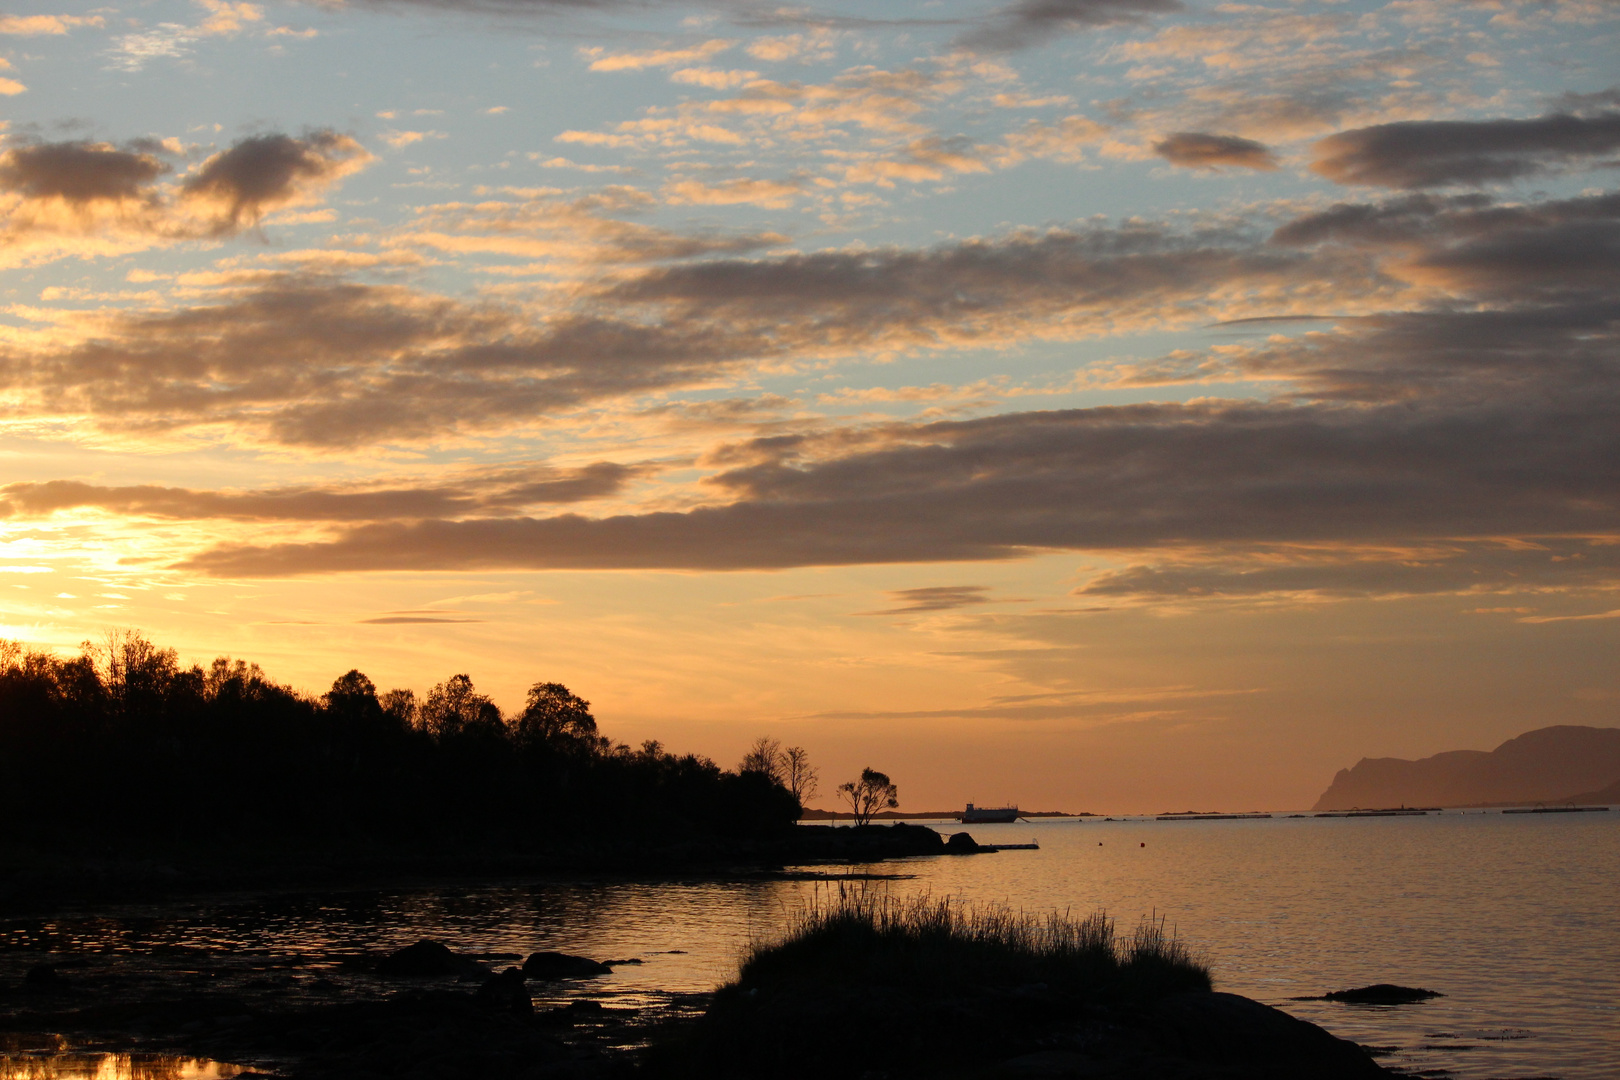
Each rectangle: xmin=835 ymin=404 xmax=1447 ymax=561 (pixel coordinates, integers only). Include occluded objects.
xmin=1314 ymin=725 xmax=1620 ymax=810
xmin=799 ymin=808 xmax=1089 ymax=820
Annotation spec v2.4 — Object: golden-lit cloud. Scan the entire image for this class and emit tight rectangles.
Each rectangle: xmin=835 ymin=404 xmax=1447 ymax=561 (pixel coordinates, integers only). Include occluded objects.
xmin=395 ymin=186 xmax=787 ymax=268
xmin=0 ymin=462 xmax=648 ymax=522
xmin=664 ymin=177 xmax=803 ymax=207
xmin=583 ymin=39 xmax=735 ymax=72
xmin=0 ymin=14 xmax=104 ymax=35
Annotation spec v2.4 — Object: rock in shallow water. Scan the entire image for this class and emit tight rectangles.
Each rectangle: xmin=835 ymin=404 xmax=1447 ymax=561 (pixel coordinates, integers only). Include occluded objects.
xmin=1320 ymin=984 xmax=1443 ymax=1005
xmin=376 ymin=940 xmax=492 ymax=979
xmin=522 ymin=951 xmax=613 ymax=980
xmin=1151 ymin=990 xmax=1389 ymax=1077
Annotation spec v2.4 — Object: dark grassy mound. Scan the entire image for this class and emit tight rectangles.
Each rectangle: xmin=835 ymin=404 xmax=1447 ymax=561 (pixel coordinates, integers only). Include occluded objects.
xmin=732 ymin=890 xmax=1208 ymax=1006
xmin=647 ymin=890 xmax=1389 ymax=1078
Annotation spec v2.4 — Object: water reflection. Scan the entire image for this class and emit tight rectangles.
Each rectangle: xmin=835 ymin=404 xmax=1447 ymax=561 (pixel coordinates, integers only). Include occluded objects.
xmin=0 ymin=812 xmax=1614 ymax=1080
xmin=0 ymin=1055 xmax=247 ymax=1080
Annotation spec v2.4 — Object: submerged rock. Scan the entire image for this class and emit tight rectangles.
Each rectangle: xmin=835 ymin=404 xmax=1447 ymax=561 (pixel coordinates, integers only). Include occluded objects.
xmin=376 ymin=940 xmax=492 ymax=979
xmin=475 ymin=966 xmax=532 ymax=1017
xmin=22 ymin=964 xmax=67 ymax=992
xmin=522 ymin=951 xmax=613 ymax=980
xmin=1321 ymin=984 xmax=1443 ymax=1005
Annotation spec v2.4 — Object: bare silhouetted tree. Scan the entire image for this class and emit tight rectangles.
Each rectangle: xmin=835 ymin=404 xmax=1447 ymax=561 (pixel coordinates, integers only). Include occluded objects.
xmin=838 ymin=767 xmax=899 ymax=826
xmin=93 ymin=629 xmax=178 ymax=714
xmin=740 ymin=736 xmax=784 ymax=784
xmin=784 ymin=745 xmax=818 ymax=806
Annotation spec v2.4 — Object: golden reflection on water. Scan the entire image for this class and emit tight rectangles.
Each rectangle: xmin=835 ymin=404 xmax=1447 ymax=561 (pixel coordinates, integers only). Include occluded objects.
xmin=0 ymin=1055 xmax=248 ymax=1080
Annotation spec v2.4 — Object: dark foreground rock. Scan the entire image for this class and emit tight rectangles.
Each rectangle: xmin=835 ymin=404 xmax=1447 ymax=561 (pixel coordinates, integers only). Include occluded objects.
xmin=645 ymin=983 xmax=1392 ymax=1079
xmin=477 ymin=967 xmax=533 ymax=1017
xmin=788 ymin=822 xmax=967 ymax=860
xmin=1 ymin=984 xmax=638 ymax=1080
xmin=200 ymin=990 xmax=629 ymax=1080
xmin=1148 ymin=991 xmax=1388 ymax=1077
xmin=1318 ymin=984 xmax=1443 ymax=1004
xmin=1 ymin=954 xmax=1392 ymax=1080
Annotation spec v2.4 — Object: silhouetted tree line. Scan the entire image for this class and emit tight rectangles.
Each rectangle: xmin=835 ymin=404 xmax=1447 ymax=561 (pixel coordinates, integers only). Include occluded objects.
xmin=0 ymin=632 xmax=799 ymax=848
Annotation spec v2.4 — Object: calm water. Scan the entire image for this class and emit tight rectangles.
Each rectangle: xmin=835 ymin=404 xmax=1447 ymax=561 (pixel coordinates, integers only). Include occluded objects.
xmin=2 ymin=810 xmax=1616 ymax=1079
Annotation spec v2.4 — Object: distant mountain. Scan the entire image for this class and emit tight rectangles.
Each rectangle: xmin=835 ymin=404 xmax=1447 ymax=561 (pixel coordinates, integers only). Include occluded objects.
xmin=1313 ymin=725 xmax=1620 ymax=810
xmin=1564 ymin=777 xmax=1620 ymax=805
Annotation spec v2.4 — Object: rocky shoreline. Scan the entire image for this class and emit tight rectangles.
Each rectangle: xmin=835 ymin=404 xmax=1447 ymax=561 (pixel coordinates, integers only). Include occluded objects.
xmin=0 ymin=827 xmax=1411 ymax=1078
xmin=3 ymin=938 xmax=1402 ymax=1080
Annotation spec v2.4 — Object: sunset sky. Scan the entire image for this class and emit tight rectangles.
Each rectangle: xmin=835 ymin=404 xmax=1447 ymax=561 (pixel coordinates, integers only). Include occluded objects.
xmin=1 ymin=0 xmax=1616 ymax=812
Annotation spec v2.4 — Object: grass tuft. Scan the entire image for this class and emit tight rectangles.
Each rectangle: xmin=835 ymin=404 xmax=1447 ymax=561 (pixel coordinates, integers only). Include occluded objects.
xmin=645 ymin=887 xmax=1212 ymax=1076
xmin=734 ymin=885 xmax=1210 ymax=1000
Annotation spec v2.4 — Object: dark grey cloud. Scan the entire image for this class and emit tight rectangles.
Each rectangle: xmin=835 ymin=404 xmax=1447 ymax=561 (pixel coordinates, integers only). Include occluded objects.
xmin=1269 ymin=192 xmax=1494 ymax=247
xmin=800 ymin=685 xmax=1224 ymax=724
xmin=1311 ymin=111 xmax=1620 ymax=188
xmin=346 ymin=0 xmax=638 ymax=8
xmin=56 ymin=183 xmax=1620 ymax=587
xmin=5 ymin=220 xmax=1378 ymax=448
xmin=859 ymin=585 xmax=995 ymax=615
xmin=0 ymin=131 xmax=369 ymax=249
xmin=1269 ymin=190 xmax=1620 ymax=304
xmin=180 ymin=131 xmax=370 ymax=234
xmin=1076 ymin=540 xmax=1620 ymax=602
xmin=358 ymin=614 xmax=484 ymax=624
xmin=0 ymin=462 xmax=642 ymax=521
xmin=1552 ymin=87 xmax=1620 ymax=116
xmin=0 ymin=141 xmax=166 ymax=204
xmin=1154 ymin=132 xmax=1277 ymax=172
xmin=960 ymin=0 xmax=1184 ymax=51
xmin=177 ymin=355 xmax=1620 ymax=575
xmin=604 ymin=223 xmax=1349 ymax=343
xmin=0 ymin=274 xmax=771 ymax=447
xmin=18 ymin=181 xmax=1620 ymax=604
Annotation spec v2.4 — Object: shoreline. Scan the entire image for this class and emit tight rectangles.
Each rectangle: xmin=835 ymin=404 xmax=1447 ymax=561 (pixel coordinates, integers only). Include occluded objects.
xmin=0 ymin=822 xmax=964 ymax=917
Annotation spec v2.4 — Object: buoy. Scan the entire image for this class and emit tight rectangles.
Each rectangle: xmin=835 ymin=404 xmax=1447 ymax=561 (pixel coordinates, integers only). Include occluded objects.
xmin=1140 ymin=842 xmax=1145 ymax=847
